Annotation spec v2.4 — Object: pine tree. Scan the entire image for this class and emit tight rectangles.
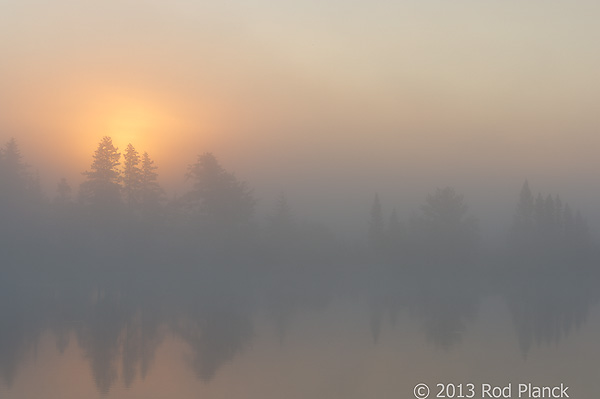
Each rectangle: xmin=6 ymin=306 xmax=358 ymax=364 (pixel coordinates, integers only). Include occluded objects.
xmin=139 ymin=152 xmax=163 ymax=210
xmin=0 ymin=138 xmax=29 ymax=197
xmin=185 ymin=152 xmax=255 ymax=232
xmin=419 ymin=187 xmax=478 ymax=258
xmin=512 ymin=180 xmax=535 ymax=241
xmin=80 ymin=136 xmax=121 ymax=207
xmin=122 ymin=144 xmax=141 ymax=207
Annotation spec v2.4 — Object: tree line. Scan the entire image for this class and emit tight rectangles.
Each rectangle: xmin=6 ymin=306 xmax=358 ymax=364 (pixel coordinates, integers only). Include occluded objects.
xmin=0 ymin=136 xmax=596 ymax=270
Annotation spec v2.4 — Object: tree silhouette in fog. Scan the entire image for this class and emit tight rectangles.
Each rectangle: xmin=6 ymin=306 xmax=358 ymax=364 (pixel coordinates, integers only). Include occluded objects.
xmin=510 ymin=180 xmax=591 ymax=258
xmin=122 ymin=143 xmax=141 ymax=208
xmin=139 ymin=152 xmax=164 ymax=212
xmin=0 ymin=138 xmax=45 ymax=262
xmin=512 ymin=180 xmax=535 ymax=244
xmin=184 ymin=153 xmax=255 ymax=239
xmin=173 ymin=302 xmax=253 ymax=382
xmin=413 ymin=187 xmax=478 ymax=260
xmin=80 ymin=136 xmax=122 ymax=208
xmin=501 ymin=264 xmax=597 ymax=357
xmin=0 ymin=138 xmax=28 ymax=191
xmin=0 ymin=138 xmax=37 ymax=210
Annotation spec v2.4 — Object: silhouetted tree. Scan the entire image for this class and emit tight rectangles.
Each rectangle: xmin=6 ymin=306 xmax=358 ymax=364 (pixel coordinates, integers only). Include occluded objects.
xmin=417 ymin=187 xmax=478 ymax=259
xmin=80 ymin=137 xmax=122 ymax=208
xmin=139 ymin=152 xmax=163 ymax=211
xmin=510 ymin=180 xmax=536 ymax=250
xmin=0 ymin=138 xmax=30 ymax=206
xmin=122 ymin=143 xmax=141 ymax=207
xmin=509 ymin=181 xmax=593 ymax=260
xmin=184 ymin=153 xmax=255 ymax=238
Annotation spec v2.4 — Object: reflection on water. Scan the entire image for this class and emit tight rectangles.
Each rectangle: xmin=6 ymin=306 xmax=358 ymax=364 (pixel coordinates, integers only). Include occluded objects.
xmin=1 ymin=259 xmax=599 ymax=398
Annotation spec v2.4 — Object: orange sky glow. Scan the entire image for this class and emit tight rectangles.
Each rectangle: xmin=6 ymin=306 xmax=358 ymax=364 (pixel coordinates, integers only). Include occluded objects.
xmin=1 ymin=0 xmax=600 ymax=224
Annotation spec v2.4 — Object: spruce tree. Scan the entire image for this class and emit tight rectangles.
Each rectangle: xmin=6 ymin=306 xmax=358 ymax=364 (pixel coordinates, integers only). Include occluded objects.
xmin=80 ymin=136 xmax=121 ymax=207
xmin=185 ymin=152 xmax=255 ymax=233
xmin=122 ymin=144 xmax=141 ymax=207
xmin=139 ymin=152 xmax=163 ymax=210
xmin=512 ymin=180 xmax=535 ymax=240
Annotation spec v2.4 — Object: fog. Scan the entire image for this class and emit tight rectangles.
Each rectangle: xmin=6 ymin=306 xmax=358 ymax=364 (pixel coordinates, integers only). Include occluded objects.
xmin=3 ymin=0 xmax=600 ymax=397
xmin=1 ymin=136 xmax=600 ymax=397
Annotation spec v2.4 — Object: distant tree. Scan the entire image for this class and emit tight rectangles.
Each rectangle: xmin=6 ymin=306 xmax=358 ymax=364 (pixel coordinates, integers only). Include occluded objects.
xmin=419 ymin=187 xmax=478 ymax=258
xmin=368 ymin=194 xmax=384 ymax=251
xmin=185 ymin=153 xmax=255 ymax=235
xmin=139 ymin=152 xmax=163 ymax=211
xmin=55 ymin=178 xmax=72 ymax=204
xmin=122 ymin=144 xmax=141 ymax=207
xmin=80 ymin=137 xmax=122 ymax=207
xmin=509 ymin=180 xmax=593 ymax=259
xmin=0 ymin=138 xmax=29 ymax=202
xmin=511 ymin=180 xmax=535 ymax=247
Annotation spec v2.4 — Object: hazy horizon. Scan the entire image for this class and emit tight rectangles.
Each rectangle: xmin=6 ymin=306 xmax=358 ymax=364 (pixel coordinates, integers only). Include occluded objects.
xmin=3 ymin=1 xmax=600 ymax=397
xmin=3 ymin=0 xmax=600 ymax=236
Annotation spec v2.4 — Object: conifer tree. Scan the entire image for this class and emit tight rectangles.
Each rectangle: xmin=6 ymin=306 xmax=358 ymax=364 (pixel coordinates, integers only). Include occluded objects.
xmin=185 ymin=152 xmax=255 ymax=232
xmin=80 ymin=136 xmax=121 ymax=207
xmin=0 ymin=138 xmax=29 ymax=198
xmin=139 ymin=152 xmax=163 ymax=210
xmin=512 ymin=180 xmax=535 ymax=240
xmin=122 ymin=144 xmax=141 ymax=207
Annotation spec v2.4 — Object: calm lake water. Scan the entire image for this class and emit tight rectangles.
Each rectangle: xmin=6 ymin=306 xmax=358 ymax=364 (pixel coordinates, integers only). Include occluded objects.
xmin=1 ymin=262 xmax=598 ymax=399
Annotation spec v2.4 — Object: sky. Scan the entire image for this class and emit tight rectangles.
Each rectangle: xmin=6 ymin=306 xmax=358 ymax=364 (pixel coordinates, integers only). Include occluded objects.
xmin=1 ymin=0 xmax=600 ymax=233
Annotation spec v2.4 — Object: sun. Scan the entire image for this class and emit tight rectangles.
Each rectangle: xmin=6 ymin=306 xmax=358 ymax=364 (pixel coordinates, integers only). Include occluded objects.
xmin=75 ymin=90 xmax=178 ymax=156
xmin=105 ymin=103 xmax=156 ymax=149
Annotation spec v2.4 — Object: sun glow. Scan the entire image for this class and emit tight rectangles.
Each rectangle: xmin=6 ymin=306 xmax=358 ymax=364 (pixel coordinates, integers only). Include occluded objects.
xmin=79 ymin=92 xmax=175 ymax=153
